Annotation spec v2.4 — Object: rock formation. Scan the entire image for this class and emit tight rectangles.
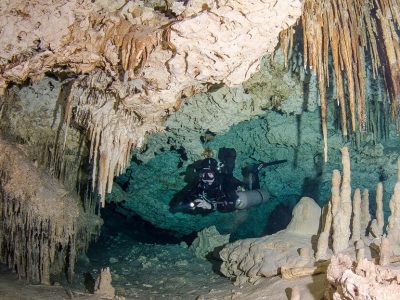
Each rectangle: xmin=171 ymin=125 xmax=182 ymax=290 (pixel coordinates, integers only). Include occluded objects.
xmin=351 ymin=188 xmax=361 ymax=242
xmin=0 ymin=0 xmax=302 ymax=205
xmin=386 ymin=161 xmax=400 ymax=255
xmin=379 ymin=236 xmax=390 ymax=266
xmin=285 ymin=196 xmax=321 ymax=235
xmin=326 ymin=254 xmax=400 ymax=300
xmin=94 ymin=267 xmax=124 ymax=299
xmin=189 ymin=225 xmax=230 ymax=259
xmin=0 ymin=137 xmax=101 ymax=284
xmin=361 ymin=188 xmax=371 ymax=237
xmin=219 ymin=196 xmax=321 ymax=284
xmin=376 ymin=183 xmax=384 ymax=234
xmin=331 ymin=169 xmax=343 ymax=253
xmin=0 ymin=78 xmax=90 ymax=195
xmin=335 ymin=147 xmax=352 ymax=252
xmin=219 ymin=146 xmax=400 ymax=297
xmin=316 ymin=201 xmax=332 ymax=261
xmin=0 ymin=1 xmax=400 ymax=296
xmin=0 ymin=0 xmax=304 ymax=284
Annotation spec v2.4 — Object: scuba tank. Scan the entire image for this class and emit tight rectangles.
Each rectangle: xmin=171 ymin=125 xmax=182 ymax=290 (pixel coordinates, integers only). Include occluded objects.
xmin=234 ymin=189 xmax=269 ymax=210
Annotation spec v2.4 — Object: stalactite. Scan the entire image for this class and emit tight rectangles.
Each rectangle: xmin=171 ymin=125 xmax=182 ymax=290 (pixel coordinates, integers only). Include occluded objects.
xmin=55 ymin=12 xmax=173 ymax=208
xmin=71 ymin=72 xmax=164 ymax=207
xmin=302 ymin=0 xmax=400 ymax=159
xmin=278 ymin=27 xmax=295 ymax=68
xmin=0 ymin=86 xmax=92 ymax=211
xmin=0 ymin=137 xmax=101 ymax=284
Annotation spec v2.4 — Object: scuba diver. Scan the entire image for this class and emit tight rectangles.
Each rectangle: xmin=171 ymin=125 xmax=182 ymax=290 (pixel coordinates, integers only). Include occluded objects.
xmin=177 ymin=154 xmax=287 ymax=214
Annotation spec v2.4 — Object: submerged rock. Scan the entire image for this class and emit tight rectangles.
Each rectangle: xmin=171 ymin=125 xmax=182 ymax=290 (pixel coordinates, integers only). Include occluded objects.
xmin=189 ymin=226 xmax=230 ymax=259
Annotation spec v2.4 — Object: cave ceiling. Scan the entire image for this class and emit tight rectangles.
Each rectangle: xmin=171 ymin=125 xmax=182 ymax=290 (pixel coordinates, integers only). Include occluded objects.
xmin=0 ymin=0 xmax=302 ymax=205
xmin=0 ymin=0 xmax=399 ymax=212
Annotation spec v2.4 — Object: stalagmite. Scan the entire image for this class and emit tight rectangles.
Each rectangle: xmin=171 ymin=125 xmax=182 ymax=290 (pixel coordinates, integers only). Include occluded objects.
xmin=386 ymin=179 xmax=400 ymax=255
xmin=379 ymin=237 xmax=390 ymax=266
xmin=94 ymin=267 xmax=115 ymax=299
xmin=331 ymin=169 xmax=342 ymax=254
xmin=369 ymin=182 xmax=384 ymax=238
xmin=376 ymin=182 xmax=384 ymax=236
xmin=355 ymin=240 xmax=365 ymax=262
xmin=290 ymin=286 xmax=301 ymax=300
xmin=316 ymin=201 xmax=332 ymax=260
xmin=340 ymin=147 xmax=352 ymax=237
xmin=361 ymin=189 xmax=371 ymax=237
xmin=351 ymin=188 xmax=361 ymax=242
xmin=332 ymin=147 xmax=352 ymax=254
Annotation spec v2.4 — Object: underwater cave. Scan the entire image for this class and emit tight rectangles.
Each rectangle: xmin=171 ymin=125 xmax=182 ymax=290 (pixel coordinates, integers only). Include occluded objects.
xmin=0 ymin=0 xmax=400 ymax=299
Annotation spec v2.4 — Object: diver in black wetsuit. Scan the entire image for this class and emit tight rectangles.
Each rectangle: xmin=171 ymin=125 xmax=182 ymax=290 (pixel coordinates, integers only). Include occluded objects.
xmin=184 ymin=156 xmax=285 ymax=213
xmin=186 ymin=157 xmax=242 ymax=212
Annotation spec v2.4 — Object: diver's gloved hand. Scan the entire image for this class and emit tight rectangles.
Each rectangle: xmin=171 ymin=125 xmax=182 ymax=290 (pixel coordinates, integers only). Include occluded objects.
xmin=193 ymin=199 xmax=212 ymax=210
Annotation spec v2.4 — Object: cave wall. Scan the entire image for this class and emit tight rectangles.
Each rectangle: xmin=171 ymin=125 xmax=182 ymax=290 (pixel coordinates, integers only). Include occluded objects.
xmin=137 ymin=53 xmax=320 ymax=163
xmin=0 ymin=137 xmax=102 ymax=284
xmin=0 ymin=77 xmax=90 ymax=195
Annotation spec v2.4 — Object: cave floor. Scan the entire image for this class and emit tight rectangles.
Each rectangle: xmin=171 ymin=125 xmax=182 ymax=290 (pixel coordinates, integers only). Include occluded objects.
xmin=0 ymin=210 xmax=326 ymax=299
xmin=0 ymin=261 xmax=326 ymax=300
xmin=71 ymin=227 xmax=233 ymax=299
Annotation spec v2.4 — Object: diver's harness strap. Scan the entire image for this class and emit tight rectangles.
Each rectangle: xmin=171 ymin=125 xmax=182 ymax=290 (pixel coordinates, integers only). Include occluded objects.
xmin=198 ymin=191 xmax=218 ymax=210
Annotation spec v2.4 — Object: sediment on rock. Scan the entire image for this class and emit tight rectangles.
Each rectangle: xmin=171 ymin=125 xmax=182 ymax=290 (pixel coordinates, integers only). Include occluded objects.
xmin=0 ymin=136 xmax=101 ymax=284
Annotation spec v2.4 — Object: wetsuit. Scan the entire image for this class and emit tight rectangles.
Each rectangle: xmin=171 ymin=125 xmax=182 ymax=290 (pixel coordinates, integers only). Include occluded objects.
xmin=188 ymin=173 xmax=242 ymax=212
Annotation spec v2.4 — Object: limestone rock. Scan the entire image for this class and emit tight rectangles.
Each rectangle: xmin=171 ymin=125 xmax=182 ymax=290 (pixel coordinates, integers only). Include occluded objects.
xmin=0 ymin=78 xmax=88 ymax=192
xmin=337 ymin=147 xmax=352 ymax=252
xmin=351 ymin=188 xmax=361 ymax=242
xmin=189 ymin=225 xmax=230 ymax=259
xmin=219 ymin=197 xmax=321 ymax=284
xmin=285 ymin=196 xmax=321 ymax=235
xmin=361 ymin=189 xmax=371 ymax=236
xmin=0 ymin=136 xmax=101 ymax=284
xmin=94 ymin=267 xmax=115 ymax=299
xmin=326 ymin=254 xmax=400 ymax=300
xmin=0 ymin=0 xmax=302 ymax=202
xmin=316 ymin=202 xmax=332 ymax=261
xmin=387 ymin=175 xmax=400 ymax=255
